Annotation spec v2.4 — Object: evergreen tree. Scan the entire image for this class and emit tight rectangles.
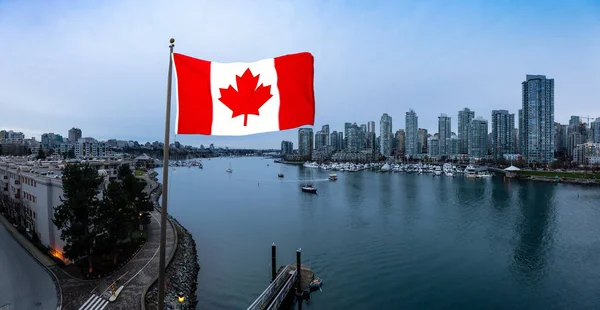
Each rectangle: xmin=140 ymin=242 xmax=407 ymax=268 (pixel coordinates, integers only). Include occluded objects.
xmin=96 ymin=180 xmax=130 ymax=264
xmin=117 ymin=164 xmax=132 ymax=180
xmin=121 ymin=174 xmax=153 ymax=227
xmin=53 ymin=164 xmax=103 ymax=274
xmin=67 ymin=148 xmax=75 ymax=159
xmin=36 ymin=147 xmax=46 ymax=159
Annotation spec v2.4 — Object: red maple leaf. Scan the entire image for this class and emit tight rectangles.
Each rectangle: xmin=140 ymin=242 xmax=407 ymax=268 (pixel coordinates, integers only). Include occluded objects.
xmin=218 ymin=68 xmax=273 ymax=126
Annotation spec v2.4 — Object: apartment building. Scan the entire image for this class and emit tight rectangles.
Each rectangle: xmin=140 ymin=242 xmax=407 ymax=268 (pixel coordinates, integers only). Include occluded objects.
xmin=0 ymin=158 xmax=131 ymax=263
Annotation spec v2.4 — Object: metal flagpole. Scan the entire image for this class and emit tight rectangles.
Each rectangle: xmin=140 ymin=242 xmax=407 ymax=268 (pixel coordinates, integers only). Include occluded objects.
xmin=158 ymin=37 xmax=175 ymax=310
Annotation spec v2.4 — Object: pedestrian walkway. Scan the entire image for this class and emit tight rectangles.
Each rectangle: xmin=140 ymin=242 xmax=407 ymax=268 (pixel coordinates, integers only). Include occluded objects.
xmin=0 ymin=212 xmax=56 ymax=267
xmin=78 ymin=294 xmax=108 ymax=310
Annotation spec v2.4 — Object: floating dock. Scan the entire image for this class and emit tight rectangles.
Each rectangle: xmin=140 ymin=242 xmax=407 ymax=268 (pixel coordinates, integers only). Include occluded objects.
xmin=247 ymin=245 xmax=315 ymax=310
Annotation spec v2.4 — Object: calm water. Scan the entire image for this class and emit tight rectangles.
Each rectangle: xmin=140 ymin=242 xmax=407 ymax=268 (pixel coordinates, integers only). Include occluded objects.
xmin=156 ymin=157 xmax=600 ymax=310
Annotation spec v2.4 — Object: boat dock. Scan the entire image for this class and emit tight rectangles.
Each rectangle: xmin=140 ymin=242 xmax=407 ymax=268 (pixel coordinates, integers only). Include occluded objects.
xmin=247 ymin=245 xmax=315 ymax=310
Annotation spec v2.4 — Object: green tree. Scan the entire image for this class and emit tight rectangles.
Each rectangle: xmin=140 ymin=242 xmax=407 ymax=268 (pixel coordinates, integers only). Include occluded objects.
xmin=121 ymin=174 xmax=153 ymax=227
xmin=52 ymin=164 xmax=103 ymax=274
xmin=117 ymin=165 xmax=132 ymax=180
xmin=96 ymin=180 xmax=131 ymax=264
xmin=36 ymin=147 xmax=46 ymax=160
xmin=67 ymin=148 xmax=76 ymax=159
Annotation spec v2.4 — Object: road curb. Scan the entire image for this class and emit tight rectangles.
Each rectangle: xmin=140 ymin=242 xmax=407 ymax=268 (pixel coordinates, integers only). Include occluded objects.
xmin=0 ymin=211 xmax=63 ymax=309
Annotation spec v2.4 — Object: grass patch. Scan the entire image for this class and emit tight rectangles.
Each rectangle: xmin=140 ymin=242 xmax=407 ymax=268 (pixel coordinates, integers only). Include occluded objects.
xmin=519 ymin=170 xmax=600 ymax=179
xmin=134 ymin=169 xmax=145 ymax=176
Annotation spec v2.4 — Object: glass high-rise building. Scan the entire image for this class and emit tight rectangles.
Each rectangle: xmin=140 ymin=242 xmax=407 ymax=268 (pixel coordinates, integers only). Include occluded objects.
xmin=458 ymin=108 xmax=475 ymax=154
xmin=396 ymin=129 xmax=405 ymax=158
xmin=321 ymin=125 xmax=330 ymax=145
xmin=438 ymin=114 xmax=451 ymax=156
xmin=337 ymin=132 xmax=344 ymax=150
xmin=330 ymin=131 xmax=340 ymax=151
xmin=367 ymin=121 xmax=376 ymax=133
xmin=591 ymin=118 xmax=600 ymax=143
xmin=469 ymin=117 xmax=488 ymax=159
xmin=280 ymin=140 xmax=293 ymax=155
xmin=418 ymin=128 xmax=428 ymax=154
xmin=380 ymin=113 xmax=393 ymax=156
xmin=297 ymin=128 xmax=313 ymax=158
xmin=522 ymin=74 xmax=554 ymax=163
xmin=491 ymin=110 xmax=515 ymax=159
xmin=518 ymin=109 xmax=523 ymax=154
xmin=405 ymin=109 xmax=419 ymax=156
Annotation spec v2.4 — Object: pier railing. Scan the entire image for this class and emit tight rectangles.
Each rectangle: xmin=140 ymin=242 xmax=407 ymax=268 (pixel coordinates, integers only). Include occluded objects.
xmin=265 ymin=269 xmax=297 ymax=310
xmin=247 ymin=265 xmax=293 ymax=310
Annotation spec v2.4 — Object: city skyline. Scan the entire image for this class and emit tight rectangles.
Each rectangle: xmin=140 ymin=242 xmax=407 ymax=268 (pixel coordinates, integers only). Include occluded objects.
xmin=1 ymin=0 xmax=600 ymax=149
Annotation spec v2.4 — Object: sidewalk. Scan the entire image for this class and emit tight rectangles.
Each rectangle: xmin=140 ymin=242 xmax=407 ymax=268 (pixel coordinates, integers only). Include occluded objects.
xmin=0 ymin=212 xmax=62 ymax=309
xmin=0 ymin=213 xmax=56 ymax=267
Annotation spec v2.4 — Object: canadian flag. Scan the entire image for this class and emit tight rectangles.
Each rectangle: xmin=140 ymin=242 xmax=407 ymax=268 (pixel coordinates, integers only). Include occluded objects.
xmin=172 ymin=52 xmax=315 ymax=135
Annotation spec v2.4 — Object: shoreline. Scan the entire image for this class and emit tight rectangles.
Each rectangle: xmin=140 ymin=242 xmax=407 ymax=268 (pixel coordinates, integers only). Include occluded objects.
xmin=142 ymin=171 xmax=200 ymax=309
xmin=515 ymin=175 xmax=600 ymax=186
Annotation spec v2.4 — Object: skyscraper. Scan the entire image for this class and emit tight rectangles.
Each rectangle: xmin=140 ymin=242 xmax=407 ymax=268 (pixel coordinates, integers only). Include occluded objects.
xmin=396 ymin=129 xmax=405 ymax=158
xmin=518 ymin=109 xmax=523 ymax=154
xmin=522 ymin=74 xmax=555 ymax=163
xmin=491 ymin=110 xmax=515 ymax=159
xmin=337 ymin=132 xmax=344 ymax=150
xmin=469 ymin=117 xmax=488 ymax=159
xmin=348 ymin=123 xmax=364 ymax=152
xmin=591 ymin=118 xmax=600 ymax=143
xmin=418 ymin=128 xmax=428 ymax=154
xmin=458 ymin=108 xmax=475 ymax=154
xmin=405 ymin=109 xmax=419 ymax=156
xmin=330 ymin=131 xmax=340 ymax=151
xmin=68 ymin=127 xmax=82 ymax=143
xmin=297 ymin=128 xmax=313 ymax=158
xmin=344 ymin=122 xmax=352 ymax=150
xmin=438 ymin=114 xmax=451 ymax=156
xmin=428 ymin=134 xmax=440 ymax=157
xmin=321 ymin=125 xmax=330 ymax=145
xmin=380 ymin=113 xmax=393 ymax=156
xmin=367 ymin=121 xmax=376 ymax=133
xmin=280 ymin=141 xmax=293 ymax=155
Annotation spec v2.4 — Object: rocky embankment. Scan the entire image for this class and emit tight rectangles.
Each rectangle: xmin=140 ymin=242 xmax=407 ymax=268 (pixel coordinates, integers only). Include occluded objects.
xmin=142 ymin=171 xmax=200 ymax=310
xmin=521 ymin=175 xmax=600 ymax=185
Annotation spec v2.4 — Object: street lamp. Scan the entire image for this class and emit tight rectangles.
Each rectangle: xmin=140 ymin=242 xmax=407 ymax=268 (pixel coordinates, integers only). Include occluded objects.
xmin=177 ymin=292 xmax=185 ymax=309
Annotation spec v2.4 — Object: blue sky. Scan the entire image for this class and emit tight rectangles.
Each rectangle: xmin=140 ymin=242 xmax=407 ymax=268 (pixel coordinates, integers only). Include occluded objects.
xmin=1 ymin=0 xmax=599 ymax=149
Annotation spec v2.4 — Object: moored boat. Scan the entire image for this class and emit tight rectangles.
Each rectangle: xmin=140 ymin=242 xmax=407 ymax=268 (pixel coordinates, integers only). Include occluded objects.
xmin=309 ymin=277 xmax=323 ymax=290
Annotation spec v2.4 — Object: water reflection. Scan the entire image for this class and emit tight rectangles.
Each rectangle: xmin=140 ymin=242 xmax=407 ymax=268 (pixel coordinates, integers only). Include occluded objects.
xmin=491 ymin=178 xmax=511 ymax=211
xmin=511 ymin=182 xmax=556 ymax=284
xmin=456 ymin=178 xmax=486 ymax=206
xmin=344 ymin=172 xmax=367 ymax=229
xmin=379 ymin=173 xmax=393 ymax=209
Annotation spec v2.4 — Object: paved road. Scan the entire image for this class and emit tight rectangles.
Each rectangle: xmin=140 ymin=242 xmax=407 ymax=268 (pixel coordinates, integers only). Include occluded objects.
xmin=0 ymin=224 xmax=57 ymax=310
xmin=73 ymin=209 xmax=176 ymax=310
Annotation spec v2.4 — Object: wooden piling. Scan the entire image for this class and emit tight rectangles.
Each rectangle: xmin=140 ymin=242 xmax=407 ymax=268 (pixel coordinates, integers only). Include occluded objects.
xmin=271 ymin=243 xmax=277 ymax=282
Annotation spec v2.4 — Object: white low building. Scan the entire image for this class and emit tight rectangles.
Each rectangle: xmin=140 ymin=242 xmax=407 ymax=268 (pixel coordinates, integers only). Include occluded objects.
xmin=0 ymin=158 xmax=132 ymax=264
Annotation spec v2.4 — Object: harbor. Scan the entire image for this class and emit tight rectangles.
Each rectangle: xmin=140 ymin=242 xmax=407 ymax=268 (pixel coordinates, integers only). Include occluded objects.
xmin=154 ymin=156 xmax=600 ymax=309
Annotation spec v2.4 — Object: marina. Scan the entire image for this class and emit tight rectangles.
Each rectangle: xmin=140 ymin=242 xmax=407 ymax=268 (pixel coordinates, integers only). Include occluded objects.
xmin=156 ymin=156 xmax=600 ymax=309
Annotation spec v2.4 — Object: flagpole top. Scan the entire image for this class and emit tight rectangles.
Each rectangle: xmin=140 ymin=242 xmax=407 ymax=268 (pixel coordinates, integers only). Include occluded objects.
xmin=170 ymin=38 xmax=175 ymax=44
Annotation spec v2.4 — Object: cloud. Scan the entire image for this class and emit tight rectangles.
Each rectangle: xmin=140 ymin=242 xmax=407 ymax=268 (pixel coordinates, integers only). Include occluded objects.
xmin=1 ymin=0 xmax=599 ymax=148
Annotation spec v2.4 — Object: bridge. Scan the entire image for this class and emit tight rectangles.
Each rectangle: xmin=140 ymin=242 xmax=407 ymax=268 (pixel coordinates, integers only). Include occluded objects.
xmin=247 ymin=246 xmax=315 ymax=310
